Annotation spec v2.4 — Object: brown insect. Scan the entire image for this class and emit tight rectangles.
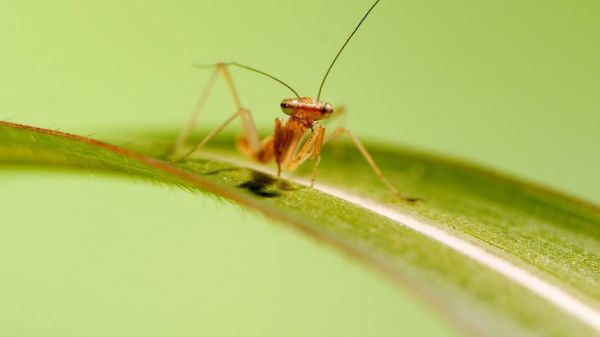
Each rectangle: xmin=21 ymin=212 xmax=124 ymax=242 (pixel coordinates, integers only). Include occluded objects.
xmin=173 ymin=0 xmax=416 ymax=201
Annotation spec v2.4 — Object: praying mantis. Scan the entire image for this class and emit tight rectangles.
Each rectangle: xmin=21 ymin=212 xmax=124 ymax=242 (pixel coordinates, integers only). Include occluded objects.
xmin=172 ymin=0 xmax=418 ymax=202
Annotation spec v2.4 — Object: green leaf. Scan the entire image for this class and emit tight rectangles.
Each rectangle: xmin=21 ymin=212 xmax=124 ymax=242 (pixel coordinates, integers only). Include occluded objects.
xmin=1 ymin=120 xmax=599 ymax=337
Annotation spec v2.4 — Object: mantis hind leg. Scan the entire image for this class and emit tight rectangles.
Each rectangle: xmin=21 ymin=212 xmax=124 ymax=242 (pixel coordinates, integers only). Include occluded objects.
xmin=325 ymin=127 xmax=420 ymax=202
xmin=172 ymin=68 xmax=219 ymax=155
xmin=172 ymin=63 xmax=262 ymax=162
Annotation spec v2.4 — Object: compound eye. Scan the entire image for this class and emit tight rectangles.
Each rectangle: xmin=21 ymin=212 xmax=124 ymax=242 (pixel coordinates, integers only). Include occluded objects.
xmin=321 ymin=104 xmax=334 ymax=116
xmin=280 ymin=101 xmax=295 ymax=115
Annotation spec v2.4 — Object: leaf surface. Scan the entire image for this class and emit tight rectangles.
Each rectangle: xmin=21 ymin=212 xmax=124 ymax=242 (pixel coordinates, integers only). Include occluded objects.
xmin=1 ymin=121 xmax=599 ymax=337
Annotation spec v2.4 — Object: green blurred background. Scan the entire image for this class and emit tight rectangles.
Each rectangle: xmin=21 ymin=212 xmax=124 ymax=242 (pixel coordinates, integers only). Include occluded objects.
xmin=1 ymin=0 xmax=598 ymax=336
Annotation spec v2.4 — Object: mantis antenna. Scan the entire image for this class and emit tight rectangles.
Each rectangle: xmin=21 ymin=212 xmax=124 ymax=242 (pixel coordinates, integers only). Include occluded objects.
xmin=193 ymin=62 xmax=301 ymax=98
xmin=316 ymin=0 xmax=381 ymax=100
